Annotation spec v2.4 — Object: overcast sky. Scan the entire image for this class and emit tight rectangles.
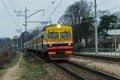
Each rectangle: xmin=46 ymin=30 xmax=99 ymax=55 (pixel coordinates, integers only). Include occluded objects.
xmin=0 ymin=0 xmax=120 ymax=38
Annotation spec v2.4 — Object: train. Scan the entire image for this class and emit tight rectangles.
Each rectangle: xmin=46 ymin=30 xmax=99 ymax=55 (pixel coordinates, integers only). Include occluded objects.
xmin=24 ymin=24 xmax=73 ymax=60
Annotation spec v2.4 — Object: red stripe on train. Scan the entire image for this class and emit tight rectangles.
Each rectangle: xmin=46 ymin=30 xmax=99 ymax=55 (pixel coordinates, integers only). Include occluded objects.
xmin=47 ymin=46 xmax=73 ymax=50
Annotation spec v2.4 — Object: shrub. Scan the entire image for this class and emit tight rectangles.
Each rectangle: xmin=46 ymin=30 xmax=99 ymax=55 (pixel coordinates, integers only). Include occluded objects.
xmin=0 ymin=48 xmax=16 ymax=69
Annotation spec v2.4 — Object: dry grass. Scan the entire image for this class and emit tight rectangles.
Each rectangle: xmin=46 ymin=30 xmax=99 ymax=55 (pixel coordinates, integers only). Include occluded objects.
xmin=0 ymin=51 xmax=19 ymax=80
xmin=0 ymin=48 xmax=16 ymax=69
xmin=0 ymin=48 xmax=10 ymax=57
xmin=2 ymin=52 xmax=21 ymax=80
xmin=18 ymin=54 xmax=51 ymax=80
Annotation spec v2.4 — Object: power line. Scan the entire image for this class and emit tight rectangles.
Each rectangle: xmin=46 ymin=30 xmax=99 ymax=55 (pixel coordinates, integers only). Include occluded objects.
xmin=46 ymin=0 xmax=57 ymax=13
xmin=97 ymin=0 xmax=117 ymax=8
xmin=1 ymin=0 xmax=19 ymax=28
xmin=41 ymin=0 xmax=57 ymax=21
xmin=40 ymin=0 xmax=58 ymax=27
xmin=47 ymin=0 xmax=63 ymax=20
xmin=98 ymin=0 xmax=113 ymax=6
xmin=109 ymin=5 xmax=120 ymax=11
xmin=96 ymin=0 xmax=120 ymax=13
xmin=8 ymin=0 xmax=16 ymax=10
xmin=7 ymin=0 xmax=22 ymax=29
xmin=97 ymin=0 xmax=105 ymax=4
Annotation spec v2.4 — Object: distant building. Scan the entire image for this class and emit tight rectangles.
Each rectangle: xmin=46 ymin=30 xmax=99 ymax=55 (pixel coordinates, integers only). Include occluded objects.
xmin=107 ymin=29 xmax=120 ymax=36
xmin=107 ymin=29 xmax=120 ymax=51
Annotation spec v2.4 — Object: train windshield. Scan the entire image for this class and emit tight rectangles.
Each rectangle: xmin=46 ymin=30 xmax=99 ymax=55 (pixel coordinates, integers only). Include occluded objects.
xmin=60 ymin=31 xmax=71 ymax=38
xmin=48 ymin=32 xmax=58 ymax=38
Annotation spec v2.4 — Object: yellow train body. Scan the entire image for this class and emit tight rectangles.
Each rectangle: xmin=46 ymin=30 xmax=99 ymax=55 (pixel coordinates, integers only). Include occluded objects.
xmin=24 ymin=24 xmax=73 ymax=60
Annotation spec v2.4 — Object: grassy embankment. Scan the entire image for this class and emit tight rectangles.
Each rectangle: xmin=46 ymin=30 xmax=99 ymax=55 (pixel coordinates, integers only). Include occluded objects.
xmin=0 ymin=49 xmax=16 ymax=68
xmin=18 ymin=53 xmax=52 ymax=80
xmin=0 ymin=48 xmax=17 ymax=79
xmin=0 ymin=49 xmax=51 ymax=80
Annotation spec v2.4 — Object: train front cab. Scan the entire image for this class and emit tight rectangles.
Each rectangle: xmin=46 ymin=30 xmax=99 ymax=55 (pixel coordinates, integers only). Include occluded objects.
xmin=47 ymin=43 xmax=73 ymax=60
xmin=45 ymin=24 xmax=73 ymax=60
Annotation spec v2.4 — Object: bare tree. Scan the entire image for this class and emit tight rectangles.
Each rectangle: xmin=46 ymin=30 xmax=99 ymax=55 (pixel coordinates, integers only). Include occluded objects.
xmin=59 ymin=0 xmax=93 ymax=26
xmin=59 ymin=0 xmax=94 ymax=47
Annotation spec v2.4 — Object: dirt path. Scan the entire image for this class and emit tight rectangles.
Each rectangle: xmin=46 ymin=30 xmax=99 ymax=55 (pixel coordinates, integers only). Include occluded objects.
xmin=2 ymin=53 xmax=22 ymax=80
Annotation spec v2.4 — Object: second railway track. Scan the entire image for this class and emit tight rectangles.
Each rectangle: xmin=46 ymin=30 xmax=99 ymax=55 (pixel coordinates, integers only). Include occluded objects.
xmin=53 ymin=60 xmax=120 ymax=80
xmin=72 ymin=53 xmax=120 ymax=62
xmin=32 ymin=52 xmax=120 ymax=80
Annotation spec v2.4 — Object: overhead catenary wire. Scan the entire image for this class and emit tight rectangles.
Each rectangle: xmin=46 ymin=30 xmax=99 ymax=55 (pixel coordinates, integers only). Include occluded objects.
xmin=41 ymin=0 xmax=62 ymax=27
xmin=47 ymin=0 xmax=63 ymax=20
xmin=8 ymin=0 xmax=16 ymax=10
xmin=109 ymin=5 xmax=120 ymax=11
xmin=1 ymin=0 xmax=19 ymax=28
xmin=7 ymin=0 xmax=22 ymax=31
xmin=46 ymin=0 xmax=57 ymax=13
xmin=97 ymin=0 xmax=120 ymax=11
xmin=97 ymin=0 xmax=105 ymax=4
xmin=41 ymin=0 xmax=57 ymax=22
xmin=97 ymin=0 xmax=113 ymax=6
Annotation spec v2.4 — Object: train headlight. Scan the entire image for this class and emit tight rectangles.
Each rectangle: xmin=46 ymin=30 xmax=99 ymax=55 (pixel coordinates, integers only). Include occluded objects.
xmin=57 ymin=24 xmax=61 ymax=28
xmin=68 ymin=43 xmax=71 ymax=46
xmin=49 ymin=44 xmax=52 ymax=46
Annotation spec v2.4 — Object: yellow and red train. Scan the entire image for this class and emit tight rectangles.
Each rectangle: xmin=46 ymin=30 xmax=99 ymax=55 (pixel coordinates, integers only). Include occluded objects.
xmin=24 ymin=24 xmax=73 ymax=60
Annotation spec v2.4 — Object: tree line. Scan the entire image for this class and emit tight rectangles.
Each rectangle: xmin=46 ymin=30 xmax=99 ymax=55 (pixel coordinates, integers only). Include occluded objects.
xmin=1 ymin=0 xmax=120 ymax=49
xmin=58 ymin=0 xmax=119 ymax=48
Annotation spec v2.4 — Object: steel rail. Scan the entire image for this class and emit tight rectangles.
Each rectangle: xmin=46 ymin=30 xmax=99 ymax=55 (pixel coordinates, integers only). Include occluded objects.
xmin=52 ymin=62 xmax=87 ymax=80
xmin=31 ymin=52 xmax=120 ymax=80
xmin=72 ymin=53 xmax=120 ymax=62
xmin=67 ymin=61 xmax=120 ymax=80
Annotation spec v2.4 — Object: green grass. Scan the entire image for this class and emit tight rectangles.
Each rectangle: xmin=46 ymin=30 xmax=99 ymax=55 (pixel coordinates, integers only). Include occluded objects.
xmin=0 ymin=69 xmax=5 ymax=79
xmin=0 ymin=51 xmax=52 ymax=80
xmin=19 ymin=54 xmax=51 ymax=80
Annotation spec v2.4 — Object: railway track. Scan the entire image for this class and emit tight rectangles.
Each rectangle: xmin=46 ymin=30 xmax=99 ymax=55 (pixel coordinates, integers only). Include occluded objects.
xmin=32 ymin=53 xmax=87 ymax=80
xmin=72 ymin=53 xmax=120 ymax=62
xmin=32 ymin=52 xmax=120 ymax=80
xmin=53 ymin=61 xmax=86 ymax=80
xmin=53 ymin=61 xmax=120 ymax=80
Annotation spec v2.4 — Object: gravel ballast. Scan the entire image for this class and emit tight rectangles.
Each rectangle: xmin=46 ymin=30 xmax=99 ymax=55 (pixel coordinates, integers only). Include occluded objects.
xmin=69 ymin=57 xmax=120 ymax=77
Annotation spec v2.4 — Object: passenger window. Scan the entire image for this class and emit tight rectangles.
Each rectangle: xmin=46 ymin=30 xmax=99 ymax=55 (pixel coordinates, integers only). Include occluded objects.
xmin=48 ymin=32 xmax=58 ymax=38
xmin=61 ymin=31 xmax=71 ymax=38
